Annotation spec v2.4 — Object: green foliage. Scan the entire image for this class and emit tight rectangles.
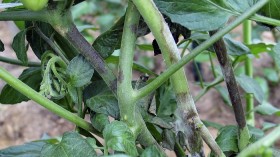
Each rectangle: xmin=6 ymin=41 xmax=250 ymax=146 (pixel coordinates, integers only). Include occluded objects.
xmin=25 ymin=22 xmax=54 ymax=59
xmin=154 ymin=0 xmax=256 ymax=31
xmin=11 ymin=29 xmax=28 ymax=65
xmin=85 ymin=80 xmax=119 ymax=118
xmin=103 ymin=121 xmax=138 ymax=156
xmin=140 ymin=145 xmax=165 ymax=157
xmin=0 ymin=67 xmax=42 ymax=104
xmin=0 ymin=139 xmax=59 ymax=157
xmin=41 ymin=132 xmax=97 ymax=157
xmin=236 ymin=74 xmax=264 ymax=104
xmin=1 ymin=0 xmax=280 ymax=157
xmin=259 ymin=0 xmax=280 ymax=20
xmin=66 ymin=55 xmax=94 ymax=87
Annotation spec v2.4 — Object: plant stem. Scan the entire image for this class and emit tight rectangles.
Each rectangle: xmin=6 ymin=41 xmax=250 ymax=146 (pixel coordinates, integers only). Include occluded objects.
xmin=34 ymin=26 xmax=69 ymax=64
xmin=118 ymin=1 xmax=140 ymax=135
xmin=0 ymin=66 xmax=100 ymax=136
xmin=0 ymin=10 xmax=48 ymax=22
xmin=132 ymin=0 xmax=218 ymax=156
xmin=54 ymin=23 xmax=118 ymax=95
xmin=243 ymin=20 xmax=255 ymax=127
xmin=209 ymin=52 xmax=217 ymax=78
xmin=194 ymin=76 xmax=224 ymax=102
xmin=118 ymin=2 xmax=165 ymax=155
xmin=209 ymin=30 xmax=250 ymax=150
xmin=237 ymin=125 xmax=280 ymax=157
xmin=0 ymin=56 xmax=40 ymax=67
xmin=136 ymin=0 xmax=270 ymax=100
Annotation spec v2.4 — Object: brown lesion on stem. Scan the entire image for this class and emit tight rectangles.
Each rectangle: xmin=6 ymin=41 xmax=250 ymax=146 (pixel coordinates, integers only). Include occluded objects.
xmin=209 ymin=30 xmax=246 ymax=129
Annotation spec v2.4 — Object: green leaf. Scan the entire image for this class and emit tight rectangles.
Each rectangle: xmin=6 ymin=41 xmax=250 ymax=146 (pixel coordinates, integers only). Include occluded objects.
xmin=66 ymin=55 xmax=94 ymax=87
xmin=154 ymin=0 xmax=230 ymax=31
xmin=0 ymin=141 xmax=46 ymax=157
xmin=271 ymin=42 xmax=280 ymax=70
xmin=215 ymin=125 xmax=238 ymax=153
xmin=93 ymin=17 xmax=149 ymax=59
xmin=0 ymin=67 xmax=42 ymax=104
xmin=137 ymin=44 xmax=154 ymax=51
xmin=202 ymin=120 xmax=223 ymax=130
xmin=0 ymin=39 xmax=4 ymax=52
xmin=215 ymin=86 xmax=232 ymax=106
xmin=105 ymin=56 xmax=157 ymax=76
xmin=262 ymin=122 xmax=277 ymax=131
xmin=236 ymin=75 xmax=264 ymax=104
xmin=26 ymin=22 xmax=54 ymax=59
xmin=224 ymin=36 xmax=250 ymax=56
xmin=162 ymin=129 xmax=176 ymax=150
xmin=248 ymin=125 xmax=264 ymax=141
xmin=259 ymin=0 xmax=280 ymax=20
xmin=90 ymin=113 xmax=110 ymax=132
xmin=255 ymin=77 xmax=269 ymax=101
xmin=140 ymin=145 xmax=165 ymax=157
xmin=11 ymin=29 xmax=28 ymax=65
xmin=154 ymin=0 xmax=256 ymax=31
xmin=263 ymin=68 xmax=279 ymax=83
xmin=41 ymin=132 xmax=97 ymax=157
xmin=92 ymin=17 xmax=124 ymax=59
xmin=85 ymin=81 xmax=119 ymax=118
xmin=149 ymin=117 xmax=172 ymax=129
xmin=247 ymin=43 xmax=274 ymax=55
xmin=67 ymin=85 xmax=78 ymax=103
xmin=255 ymin=101 xmax=280 ymax=116
xmin=103 ymin=121 xmax=138 ymax=156
xmin=156 ymin=84 xmax=177 ymax=117
xmin=103 ymin=155 xmax=132 ymax=157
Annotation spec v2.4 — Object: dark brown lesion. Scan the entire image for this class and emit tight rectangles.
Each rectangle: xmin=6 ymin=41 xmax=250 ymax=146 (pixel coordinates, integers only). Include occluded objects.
xmin=210 ymin=30 xmax=246 ymax=129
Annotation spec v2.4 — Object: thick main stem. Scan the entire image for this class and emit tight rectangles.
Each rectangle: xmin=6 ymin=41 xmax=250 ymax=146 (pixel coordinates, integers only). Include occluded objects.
xmin=118 ymin=2 xmax=163 ymax=154
xmin=210 ymin=30 xmax=250 ymax=150
xmin=132 ymin=0 xmax=223 ymax=156
xmin=118 ymin=2 xmax=140 ymax=135
xmin=243 ymin=20 xmax=255 ymax=126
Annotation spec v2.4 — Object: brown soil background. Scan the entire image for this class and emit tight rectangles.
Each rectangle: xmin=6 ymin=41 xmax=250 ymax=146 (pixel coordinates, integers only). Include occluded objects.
xmin=1 ymin=18 xmax=280 ymax=156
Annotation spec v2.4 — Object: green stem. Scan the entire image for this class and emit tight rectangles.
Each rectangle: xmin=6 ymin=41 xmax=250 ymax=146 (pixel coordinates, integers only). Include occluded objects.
xmin=132 ymin=0 xmax=219 ymax=155
xmin=0 ymin=66 xmax=100 ymax=136
xmin=118 ymin=1 xmax=140 ymax=135
xmin=195 ymin=57 xmax=241 ymax=102
xmin=251 ymin=14 xmax=280 ymax=27
xmin=237 ymin=125 xmax=280 ymax=157
xmin=118 ymin=3 xmax=164 ymax=155
xmin=243 ymin=20 xmax=255 ymax=127
xmin=0 ymin=56 xmax=40 ymax=67
xmin=194 ymin=60 xmax=204 ymax=88
xmin=34 ymin=26 xmax=69 ymax=64
xmin=195 ymin=76 xmax=224 ymax=102
xmin=0 ymin=10 xmax=48 ymax=22
xmin=136 ymin=0 xmax=270 ymax=100
xmin=209 ymin=52 xmax=217 ymax=78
